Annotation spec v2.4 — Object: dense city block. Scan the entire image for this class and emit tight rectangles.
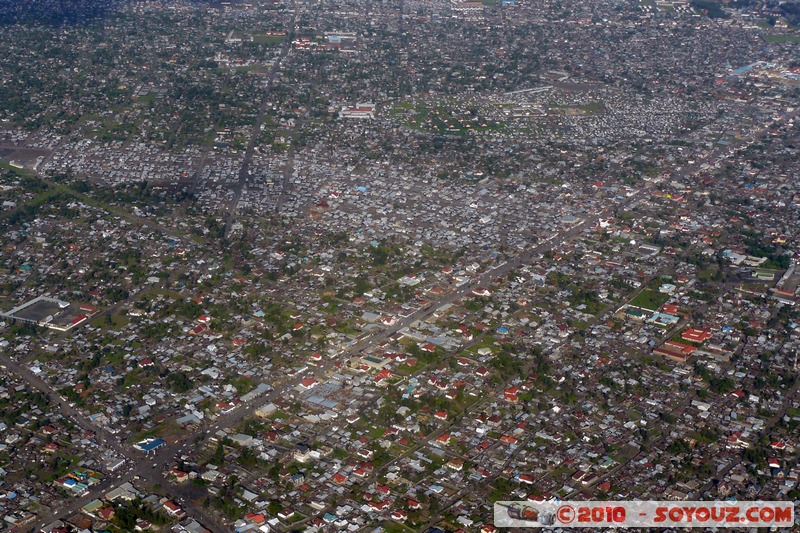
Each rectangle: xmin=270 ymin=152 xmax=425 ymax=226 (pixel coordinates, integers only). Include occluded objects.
xmin=1 ymin=0 xmax=800 ymax=531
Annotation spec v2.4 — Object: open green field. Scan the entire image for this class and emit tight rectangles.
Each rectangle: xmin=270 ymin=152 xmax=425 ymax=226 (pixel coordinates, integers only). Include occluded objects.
xmin=390 ymin=99 xmax=504 ymax=134
xmin=0 ymin=161 xmax=36 ymax=177
xmin=252 ymin=34 xmax=285 ymax=45
xmin=628 ymin=289 xmax=670 ymax=311
xmin=90 ymin=313 xmax=130 ymax=330
xmin=380 ymin=522 xmax=416 ymax=533
xmin=762 ymin=34 xmax=800 ymax=43
xmin=133 ymin=92 xmax=156 ymax=105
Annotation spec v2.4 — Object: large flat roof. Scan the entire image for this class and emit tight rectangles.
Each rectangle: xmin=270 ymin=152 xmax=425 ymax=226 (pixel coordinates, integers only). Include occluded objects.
xmin=134 ymin=438 xmax=166 ymax=452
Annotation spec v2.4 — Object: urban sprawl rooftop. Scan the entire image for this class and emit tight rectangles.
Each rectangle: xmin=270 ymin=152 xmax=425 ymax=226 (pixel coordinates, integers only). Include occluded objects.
xmin=0 ymin=0 xmax=800 ymax=531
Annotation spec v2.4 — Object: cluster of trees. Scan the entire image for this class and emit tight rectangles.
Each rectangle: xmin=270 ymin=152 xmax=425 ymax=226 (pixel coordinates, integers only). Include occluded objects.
xmin=775 ymin=1 xmax=800 ymax=26
xmin=690 ymin=0 xmax=729 ymax=19
xmin=566 ymin=286 xmax=602 ymax=315
xmin=490 ymin=350 xmax=524 ymax=381
xmin=2 ymin=191 xmax=76 ymax=228
xmin=405 ymin=342 xmax=441 ymax=366
xmin=236 ymin=446 xmax=266 ymax=469
xmin=167 ymin=371 xmax=193 ymax=393
xmin=0 ymin=389 xmax=48 ymax=426
xmin=168 ymin=299 xmax=204 ymax=320
xmin=58 ymin=385 xmax=84 ymax=406
xmin=140 ymin=320 xmax=177 ymax=341
xmin=5 ymin=321 xmax=41 ymax=338
xmin=370 ymin=243 xmax=392 ymax=266
xmin=209 ymin=475 xmax=243 ymax=519
xmin=196 ymin=59 xmax=220 ymax=70
xmin=204 ymin=216 xmax=226 ymax=240
xmin=694 ymin=362 xmax=734 ymax=394
xmin=743 ymin=231 xmax=790 ymax=270
xmin=106 ymin=287 xmax=130 ymax=302
xmin=667 ymin=437 xmax=692 ymax=455
xmin=113 ymin=499 xmax=170 ymax=530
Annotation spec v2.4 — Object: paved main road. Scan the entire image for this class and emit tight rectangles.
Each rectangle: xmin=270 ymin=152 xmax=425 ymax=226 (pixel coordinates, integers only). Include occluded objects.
xmin=223 ymin=9 xmax=295 ymax=236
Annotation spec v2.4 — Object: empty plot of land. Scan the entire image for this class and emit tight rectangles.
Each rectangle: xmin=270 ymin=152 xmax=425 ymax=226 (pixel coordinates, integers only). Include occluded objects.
xmin=628 ymin=289 xmax=670 ymax=311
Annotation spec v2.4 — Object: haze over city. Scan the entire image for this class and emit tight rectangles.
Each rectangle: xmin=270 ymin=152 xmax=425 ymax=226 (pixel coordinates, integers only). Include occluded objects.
xmin=0 ymin=0 xmax=799 ymax=531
